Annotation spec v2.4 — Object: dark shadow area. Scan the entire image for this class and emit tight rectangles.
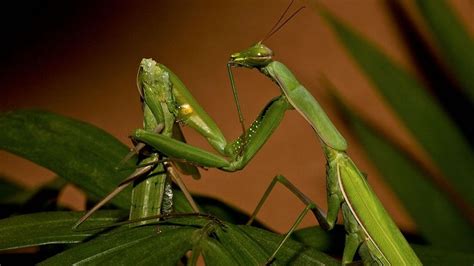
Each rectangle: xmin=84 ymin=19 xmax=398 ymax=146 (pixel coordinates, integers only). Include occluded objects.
xmin=384 ymin=0 xmax=474 ymax=148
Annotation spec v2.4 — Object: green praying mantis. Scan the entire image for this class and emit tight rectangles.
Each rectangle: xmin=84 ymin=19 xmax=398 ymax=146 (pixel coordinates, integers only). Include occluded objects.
xmin=74 ymin=59 xmax=203 ymax=228
xmin=74 ymin=2 xmax=422 ymax=265
xmin=127 ymin=59 xmax=203 ymax=223
xmin=131 ymin=52 xmax=421 ymax=265
xmin=129 ymin=6 xmax=422 ymax=266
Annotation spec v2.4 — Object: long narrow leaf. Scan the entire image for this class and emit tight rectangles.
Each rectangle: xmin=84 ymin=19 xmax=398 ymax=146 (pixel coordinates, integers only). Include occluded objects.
xmin=215 ymin=223 xmax=269 ymax=265
xmin=0 ymin=110 xmax=136 ymax=208
xmin=414 ymin=0 xmax=474 ymax=102
xmin=40 ymin=218 xmax=279 ymax=265
xmin=0 ymin=211 xmax=127 ymax=250
xmin=39 ymin=225 xmax=194 ymax=266
xmin=291 ymin=225 xmax=345 ymax=253
xmin=200 ymin=237 xmax=239 ymax=265
xmin=317 ymin=8 xmax=474 ymax=205
xmin=240 ymin=225 xmax=339 ymax=265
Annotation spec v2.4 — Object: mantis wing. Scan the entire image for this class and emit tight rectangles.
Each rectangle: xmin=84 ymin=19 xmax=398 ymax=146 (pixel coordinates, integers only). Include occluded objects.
xmin=338 ymin=158 xmax=421 ymax=265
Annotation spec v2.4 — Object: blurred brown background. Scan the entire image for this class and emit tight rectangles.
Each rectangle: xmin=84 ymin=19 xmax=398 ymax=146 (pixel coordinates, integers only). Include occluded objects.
xmin=0 ymin=0 xmax=472 ymax=233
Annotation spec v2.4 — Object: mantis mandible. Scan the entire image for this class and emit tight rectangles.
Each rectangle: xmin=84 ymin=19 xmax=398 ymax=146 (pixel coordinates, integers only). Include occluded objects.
xmin=129 ymin=3 xmax=422 ymax=265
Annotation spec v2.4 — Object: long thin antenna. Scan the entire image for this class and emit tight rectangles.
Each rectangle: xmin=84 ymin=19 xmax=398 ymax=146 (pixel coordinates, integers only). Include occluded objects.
xmin=263 ymin=6 xmax=306 ymax=43
xmin=262 ymin=0 xmax=296 ymax=41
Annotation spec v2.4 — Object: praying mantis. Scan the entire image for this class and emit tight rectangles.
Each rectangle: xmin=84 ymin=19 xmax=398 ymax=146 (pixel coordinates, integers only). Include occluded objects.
xmin=128 ymin=59 xmax=203 ymax=223
xmin=75 ymin=3 xmax=422 ymax=265
xmin=128 ymin=5 xmax=422 ymax=266
xmin=74 ymin=59 xmax=203 ymax=228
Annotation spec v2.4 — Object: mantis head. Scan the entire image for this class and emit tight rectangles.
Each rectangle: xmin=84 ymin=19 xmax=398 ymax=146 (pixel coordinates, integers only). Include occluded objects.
xmin=229 ymin=42 xmax=274 ymax=68
xmin=228 ymin=1 xmax=304 ymax=69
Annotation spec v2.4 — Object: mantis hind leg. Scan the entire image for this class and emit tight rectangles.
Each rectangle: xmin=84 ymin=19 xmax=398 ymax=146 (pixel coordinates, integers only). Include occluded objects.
xmin=73 ymin=156 xmax=160 ymax=229
xmin=247 ymin=175 xmax=342 ymax=263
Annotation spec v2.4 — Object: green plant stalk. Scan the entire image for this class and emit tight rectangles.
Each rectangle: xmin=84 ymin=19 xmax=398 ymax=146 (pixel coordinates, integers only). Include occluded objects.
xmin=129 ymin=157 xmax=170 ymax=223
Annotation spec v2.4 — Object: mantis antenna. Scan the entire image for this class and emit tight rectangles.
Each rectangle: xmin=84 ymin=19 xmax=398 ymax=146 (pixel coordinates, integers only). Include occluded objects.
xmin=227 ymin=0 xmax=305 ymax=150
xmin=262 ymin=0 xmax=306 ymax=42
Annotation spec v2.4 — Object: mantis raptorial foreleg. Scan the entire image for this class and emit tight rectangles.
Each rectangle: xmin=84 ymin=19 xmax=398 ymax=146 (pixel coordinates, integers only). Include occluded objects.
xmin=132 ymin=94 xmax=291 ymax=171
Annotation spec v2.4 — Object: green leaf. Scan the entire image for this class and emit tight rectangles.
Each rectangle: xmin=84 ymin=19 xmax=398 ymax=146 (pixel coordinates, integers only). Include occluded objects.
xmin=0 ymin=211 xmax=338 ymax=265
xmin=0 ymin=211 xmax=127 ymax=250
xmin=40 ymin=226 xmax=194 ymax=265
xmin=291 ymin=225 xmax=345 ymax=253
xmin=200 ymin=237 xmax=238 ymax=265
xmin=414 ymin=0 xmax=474 ymax=102
xmin=338 ymin=101 xmax=473 ymax=250
xmin=413 ymin=244 xmax=474 ymax=265
xmin=240 ymin=225 xmax=339 ymax=265
xmin=318 ymin=8 xmax=474 ymax=206
xmin=214 ymin=223 xmax=269 ymax=265
xmin=40 ymin=218 xmax=271 ymax=265
xmin=0 ymin=110 xmax=136 ymax=208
